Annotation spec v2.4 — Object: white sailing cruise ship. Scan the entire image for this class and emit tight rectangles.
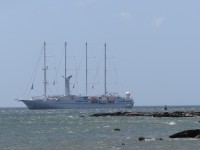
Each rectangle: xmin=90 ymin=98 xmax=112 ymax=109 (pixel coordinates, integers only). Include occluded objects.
xmin=19 ymin=42 xmax=134 ymax=109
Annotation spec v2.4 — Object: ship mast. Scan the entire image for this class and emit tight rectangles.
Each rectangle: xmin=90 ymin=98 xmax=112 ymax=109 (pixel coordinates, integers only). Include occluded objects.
xmin=64 ymin=42 xmax=67 ymax=96
xmin=104 ymin=43 xmax=107 ymax=95
xmin=43 ymin=42 xmax=48 ymax=99
xmin=63 ymin=42 xmax=72 ymax=96
xmin=86 ymin=42 xmax=88 ymax=95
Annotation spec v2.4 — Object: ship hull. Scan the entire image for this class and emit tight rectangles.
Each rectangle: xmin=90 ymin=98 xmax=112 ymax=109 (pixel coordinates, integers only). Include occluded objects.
xmin=20 ymin=99 xmax=133 ymax=109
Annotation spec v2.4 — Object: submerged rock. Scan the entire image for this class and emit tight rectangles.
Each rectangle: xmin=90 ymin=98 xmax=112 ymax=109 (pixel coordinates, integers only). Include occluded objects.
xmin=169 ymin=129 xmax=200 ymax=138
xmin=114 ymin=128 xmax=121 ymax=131
xmin=156 ymin=138 xmax=163 ymax=141
xmin=138 ymin=137 xmax=163 ymax=141
xmin=138 ymin=137 xmax=145 ymax=141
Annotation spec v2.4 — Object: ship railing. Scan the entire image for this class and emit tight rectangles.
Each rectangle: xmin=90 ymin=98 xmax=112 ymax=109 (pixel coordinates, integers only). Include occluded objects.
xmin=31 ymin=95 xmax=59 ymax=100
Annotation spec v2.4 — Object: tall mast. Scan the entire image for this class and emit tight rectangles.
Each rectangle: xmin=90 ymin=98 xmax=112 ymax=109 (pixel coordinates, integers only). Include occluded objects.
xmin=64 ymin=42 xmax=67 ymax=96
xmin=104 ymin=43 xmax=107 ymax=95
xmin=43 ymin=41 xmax=47 ymax=99
xmin=86 ymin=42 xmax=88 ymax=95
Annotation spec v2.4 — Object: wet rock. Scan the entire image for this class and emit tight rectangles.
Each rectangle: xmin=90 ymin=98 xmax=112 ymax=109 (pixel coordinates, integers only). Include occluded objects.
xmin=138 ymin=137 xmax=163 ymax=141
xmin=138 ymin=137 xmax=145 ymax=141
xmin=114 ymin=128 xmax=121 ymax=131
xmin=194 ymin=134 xmax=200 ymax=139
xmin=91 ymin=111 xmax=200 ymax=117
xmin=153 ymin=112 xmax=170 ymax=117
xmin=169 ymin=129 xmax=200 ymax=138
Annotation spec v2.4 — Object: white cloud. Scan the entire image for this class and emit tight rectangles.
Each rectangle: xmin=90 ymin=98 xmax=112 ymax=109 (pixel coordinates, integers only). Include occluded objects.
xmin=152 ymin=17 xmax=165 ymax=27
xmin=118 ymin=11 xmax=131 ymax=20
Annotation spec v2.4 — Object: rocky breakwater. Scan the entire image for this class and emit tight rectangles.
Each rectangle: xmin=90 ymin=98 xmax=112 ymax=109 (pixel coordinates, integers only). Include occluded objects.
xmin=91 ymin=111 xmax=200 ymax=117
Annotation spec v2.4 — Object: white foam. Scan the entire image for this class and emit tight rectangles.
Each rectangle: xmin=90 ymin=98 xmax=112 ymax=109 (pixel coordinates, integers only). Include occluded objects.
xmin=169 ymin=121 xmax=176 ymax=125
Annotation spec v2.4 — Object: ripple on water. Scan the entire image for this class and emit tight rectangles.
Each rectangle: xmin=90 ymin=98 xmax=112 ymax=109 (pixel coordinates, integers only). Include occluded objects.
xmin=2 ymin=107 xmax=200 ymax=150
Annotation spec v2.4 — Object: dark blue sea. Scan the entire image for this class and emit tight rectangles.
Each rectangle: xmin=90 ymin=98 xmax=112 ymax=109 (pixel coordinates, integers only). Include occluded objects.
xmin=1 ymin=106 xmax=200 ymax=150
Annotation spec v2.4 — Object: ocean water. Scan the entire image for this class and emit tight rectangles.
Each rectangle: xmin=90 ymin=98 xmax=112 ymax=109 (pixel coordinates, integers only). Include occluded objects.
xmin=1 ymin=106 xmax=200 ymax=150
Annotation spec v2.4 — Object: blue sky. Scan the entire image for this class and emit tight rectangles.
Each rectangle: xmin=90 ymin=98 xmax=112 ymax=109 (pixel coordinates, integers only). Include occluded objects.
xmin=0 ymin=0 xmax=200 ymax=107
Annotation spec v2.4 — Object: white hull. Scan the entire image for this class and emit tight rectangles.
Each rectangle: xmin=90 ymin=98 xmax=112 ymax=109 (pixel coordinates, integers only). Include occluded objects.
xmin=20 ymin=97 xmax=134 ymax=109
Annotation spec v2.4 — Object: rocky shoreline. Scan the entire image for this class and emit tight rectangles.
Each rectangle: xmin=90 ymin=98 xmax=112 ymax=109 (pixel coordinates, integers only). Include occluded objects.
xmin=138 ymin=129 xmax=200 ymax=141
xmin=91 ymin=111 xmax=200 ymax=117
xmin=91 ymin=111 xmax=200 ymax=141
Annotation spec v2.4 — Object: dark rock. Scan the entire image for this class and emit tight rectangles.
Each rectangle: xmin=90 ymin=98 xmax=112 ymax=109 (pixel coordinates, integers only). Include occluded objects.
xmin=79 ymin=115 xmax=85 ymax=117
xmin=153 ymin=112 xmax=170 ymax=117
xmin=114 ymin=128 xmax=121 ymax=131
xmin=91 ymin=111 xmax=200 ymax=117
xmin=138 ymin=137 xmax=163 ymax=141
xmin=169 ymin=129 xmax=200 ymax=138
xmin=122 ymin=143 xmax=125 ymax=145
xmin=194 ymin=134 xmax=200 ymax=139
xmin=138 ymin=137 xmax=145 ymax=141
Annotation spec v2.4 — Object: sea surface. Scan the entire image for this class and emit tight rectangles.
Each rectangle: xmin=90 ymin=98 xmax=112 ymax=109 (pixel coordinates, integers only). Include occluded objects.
xmin=1 ymin=106 xmax=200 ymax=150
